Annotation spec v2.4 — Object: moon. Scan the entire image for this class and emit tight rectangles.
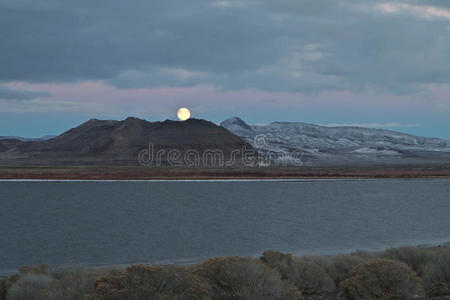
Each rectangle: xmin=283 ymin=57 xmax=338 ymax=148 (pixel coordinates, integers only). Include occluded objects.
xmin=177 ymin=107 xmax=191 ymax=121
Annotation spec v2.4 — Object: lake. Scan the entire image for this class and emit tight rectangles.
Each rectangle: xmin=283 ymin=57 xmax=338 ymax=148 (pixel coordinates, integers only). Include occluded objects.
xmin=0 ymin=179 xmax=449 ymax=275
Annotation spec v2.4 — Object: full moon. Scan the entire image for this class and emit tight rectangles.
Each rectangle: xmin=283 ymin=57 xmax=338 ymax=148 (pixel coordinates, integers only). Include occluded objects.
xmin=177 ymin=107 xmax=191 ymax=121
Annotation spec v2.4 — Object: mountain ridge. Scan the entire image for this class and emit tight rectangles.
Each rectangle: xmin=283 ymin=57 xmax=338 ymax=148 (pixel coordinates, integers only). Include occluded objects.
xmin=1 ymin=116 xmax=449 ymax=168
xmin=0 ymin=117 xmax=257 ymax=167
xmin=220 ymin=117 xmax=450 ymax=166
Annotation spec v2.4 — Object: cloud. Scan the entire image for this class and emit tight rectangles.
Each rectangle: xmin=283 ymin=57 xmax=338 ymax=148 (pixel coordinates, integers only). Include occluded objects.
xmin=0 ymin=99 xmax=100 ymax=113
xmin=212 ymin=1 xmax=250 ymax=8
xmin=0 ymin=0 xmax=449 ymax=95
xmin=378 ymin=3 xmax=450 ymax=20
xmin=0 ymin=84 xmax=50 ymax=100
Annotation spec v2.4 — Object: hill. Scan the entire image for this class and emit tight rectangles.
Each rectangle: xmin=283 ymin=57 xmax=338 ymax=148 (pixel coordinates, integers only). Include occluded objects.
xmin=0 ymin=117 xmax=257 ymax=167
xmin=221 ymin=117 xmax=450 ymax=167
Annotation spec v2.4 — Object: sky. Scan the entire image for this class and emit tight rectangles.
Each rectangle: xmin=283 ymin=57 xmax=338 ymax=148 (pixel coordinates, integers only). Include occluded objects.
xmin=1 ymin=0 xmax=450 ymax=139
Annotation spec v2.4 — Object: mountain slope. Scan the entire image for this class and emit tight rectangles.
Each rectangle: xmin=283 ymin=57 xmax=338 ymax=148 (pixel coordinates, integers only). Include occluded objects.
xmin=0 ymin=117 xmax=257 ymax=167
xmin=221 ymin=117 xmax=450 ymax=166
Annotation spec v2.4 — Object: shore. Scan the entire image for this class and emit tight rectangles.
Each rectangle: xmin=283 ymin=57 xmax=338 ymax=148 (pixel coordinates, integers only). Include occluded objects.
xmin=2 ymin=244 xmax=450 ymax=299
xmin=1 ymin=165 xmax=450 ymax=180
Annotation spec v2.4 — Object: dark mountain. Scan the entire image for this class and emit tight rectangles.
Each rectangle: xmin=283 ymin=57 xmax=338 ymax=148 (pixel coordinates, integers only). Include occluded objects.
xmin=0 ymin=117 xmax=257 ymax=167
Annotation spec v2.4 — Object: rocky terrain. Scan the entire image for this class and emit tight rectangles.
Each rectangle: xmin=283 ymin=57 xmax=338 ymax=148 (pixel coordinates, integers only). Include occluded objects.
xmin=221 ymin=117 xmax=450 ymax=167
xmin=0 ymin=117 xmax=256 ymax=167
xmin=0 ymin=116 xmax=449 ymax=178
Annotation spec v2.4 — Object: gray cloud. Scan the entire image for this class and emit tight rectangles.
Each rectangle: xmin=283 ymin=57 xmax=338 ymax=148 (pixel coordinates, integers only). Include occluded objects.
xmin=0 ymin=85 xmax=50 ymax=100
xmin=1 ymin=0 xmax=450 ymax=94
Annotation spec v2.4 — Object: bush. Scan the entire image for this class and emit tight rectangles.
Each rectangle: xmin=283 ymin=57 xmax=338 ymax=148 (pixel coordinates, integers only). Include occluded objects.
xmin=7 ymin=274 xmax=50 ymax=300
xmin=422 ymin=249 xmax=450 ymax=297
xmin=260 ymin=250 xmax=294 ymax=281
xmin=261 ymin=251 xmax=334 ymax=295
xmin=300 ymin=255 xmax=338 ymax=285
xmin=47 ymin=266 xmax=99 ymax=300
xmin=329 ymin=253 xmax=368 ymax=285
xmin=381 ymin=246 xmax=432 ymax=276
xmin=0 ymin=278 xmax=6 ymax=300
xmin=289 ymin=257 xmax=335 ymax=296
xmin=195 ymin=256 xmax=302 ymax=300
xmin=2 ymin=265 xmax=123 ymax=300
xmin=88 ymin=264 xmax=210 ymax=300
xmin=0 ymin=274 xmax=20 ymax=300
xmin=18 ymin=265 xmax=49 ymax=277
xmin=6 ymin=246 xmax=450 ymax=300
xmin=282 ymin=284 xmax=304 ymax=300
xmin=339 ymin=259 xmax=423 ymax=300
xmin=1 ymin=265 xmax=50 ymax=300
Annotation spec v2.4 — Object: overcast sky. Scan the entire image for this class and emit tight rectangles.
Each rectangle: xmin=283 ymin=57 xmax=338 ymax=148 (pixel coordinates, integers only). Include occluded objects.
xmin=1 ymin=0 xmax=450 ymax=138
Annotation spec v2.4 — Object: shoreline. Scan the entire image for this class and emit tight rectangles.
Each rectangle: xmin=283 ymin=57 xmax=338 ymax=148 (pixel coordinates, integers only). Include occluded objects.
xmin=1 ymin=163 xmax=450 ymax=180
xmin=0 ymin=175 xmax=449 ymax=180
xmin=1 ymin=164 xmax=450 ymax=180
xmin=1 ymin=177 xmax=450 ymax=182
xmin=2 ymin=241 xmax=450 ymax=276
xmin=1 ymin=169 xmax=450 ymax=180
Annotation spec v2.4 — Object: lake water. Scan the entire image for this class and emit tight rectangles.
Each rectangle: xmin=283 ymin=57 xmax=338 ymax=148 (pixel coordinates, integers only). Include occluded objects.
xmin=1 ymin=179 xmax=449 ymax=275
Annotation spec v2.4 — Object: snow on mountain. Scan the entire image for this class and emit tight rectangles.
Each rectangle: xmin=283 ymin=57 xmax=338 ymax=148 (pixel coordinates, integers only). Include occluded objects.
xmin=220 ymin=117 xmax=450 ymax=166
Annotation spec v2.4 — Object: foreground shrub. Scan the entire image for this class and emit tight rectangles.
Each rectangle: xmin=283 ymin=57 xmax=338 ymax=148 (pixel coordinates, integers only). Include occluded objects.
xmin=282 ymin=284 xmax=303 ymax=300
xmin=261 ymin=251 xmax=334 ymax=296
xmin=195 ymin=256 xmax=302 ymax=300
xmin=339 ymin=259 xmax=423 ymax=300
xmin=422 ymin=250 xmax=450 ymax=297
xmin=381 ymin=246 xmax=432 ymax=276
xmin=0 ymin=265 xmax=50 ymax=300
xmin=0 ymin=278 xmax=6 ymax=300
xmin=260 ymin=251 xmax=294 ymax=281
xmin=0 ymin=274 xmax=20 ymax=300
xmin=7 ymin=274 xmax=50 ymax=300
xmin=88 ymin=264 xmax=209 ymax=300
xmin=47 ymin=266 xmax=102 ymax=300
xmin=18 ymin=265 xmax=49 ymax=277
xmin=329 ymin=253 xmax=368 ymax=285
xmin=289 ymin=257 xmax=335 ymax=296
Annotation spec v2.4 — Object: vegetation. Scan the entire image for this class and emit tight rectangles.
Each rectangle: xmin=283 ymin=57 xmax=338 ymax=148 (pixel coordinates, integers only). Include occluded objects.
xmin=1 ymin=245 xmax=449 ymax=300
xmin=88 ymin=264 xmax=209 ymax=300
xmin=328 ymin=252 xmax=371 ymax=285
xmin=260 ymin=251 xmax=334 ymax=296
xmin=7 ymin=274 xmax=50 ymax=300
xmin=339 ymin=259 xmax=423 ymax=299
xmin=382 ymin=246 xmax=433 ymax=277
xmin=194 ymin=256 xmax=302 ymax=300
xmin=422 ymin=249 xmax=450 ymax=297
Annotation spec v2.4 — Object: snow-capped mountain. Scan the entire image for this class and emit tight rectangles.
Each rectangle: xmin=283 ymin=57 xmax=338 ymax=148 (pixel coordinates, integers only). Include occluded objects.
xmin=221 ymin=117 xmax=450 ymax=166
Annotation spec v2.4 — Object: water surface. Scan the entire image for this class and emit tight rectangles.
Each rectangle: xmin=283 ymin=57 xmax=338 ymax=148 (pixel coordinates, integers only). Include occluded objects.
xmin=1 ymin=179 xmax=449 ymax=274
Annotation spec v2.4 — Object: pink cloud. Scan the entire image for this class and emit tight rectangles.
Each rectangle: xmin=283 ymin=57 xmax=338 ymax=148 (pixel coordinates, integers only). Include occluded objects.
xmin=2 ymin=81 xmax=448 ymax=124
